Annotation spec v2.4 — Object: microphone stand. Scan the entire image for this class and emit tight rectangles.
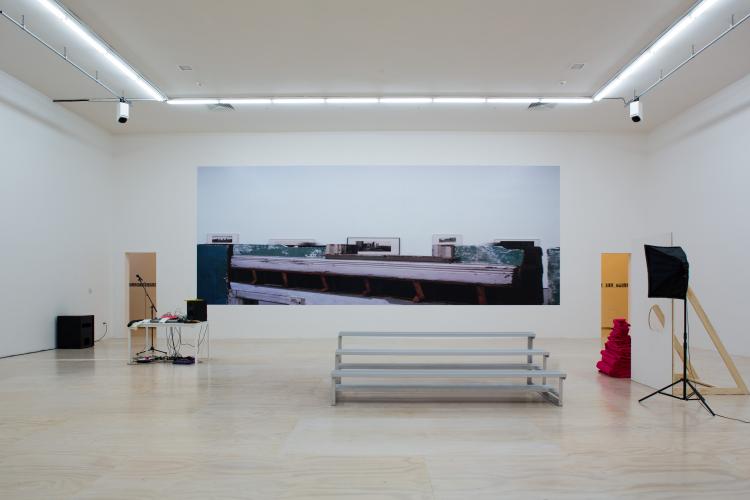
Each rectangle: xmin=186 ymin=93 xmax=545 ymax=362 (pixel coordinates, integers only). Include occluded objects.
xmin=135 ymin=274 xmax=167 ymax=356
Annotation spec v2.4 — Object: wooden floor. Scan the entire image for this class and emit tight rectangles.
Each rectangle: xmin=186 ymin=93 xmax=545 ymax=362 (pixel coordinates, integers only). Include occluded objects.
xmin=1 ymin=337 xmax=749 ymax=499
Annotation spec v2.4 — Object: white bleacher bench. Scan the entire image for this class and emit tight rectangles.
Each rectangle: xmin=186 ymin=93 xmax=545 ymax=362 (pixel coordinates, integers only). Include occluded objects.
xmin=331 ymin=331 xmax=566 ymax=406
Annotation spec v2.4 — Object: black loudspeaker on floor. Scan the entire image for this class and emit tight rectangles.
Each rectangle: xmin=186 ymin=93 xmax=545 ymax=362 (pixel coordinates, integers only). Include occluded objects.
xmin=56 ymin=315 xmax=94 ymax=349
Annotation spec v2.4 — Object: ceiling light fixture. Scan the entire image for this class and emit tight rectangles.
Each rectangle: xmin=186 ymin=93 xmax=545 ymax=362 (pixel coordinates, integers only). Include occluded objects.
xmin=219 ymin=98 xmax=272 ymax=105
xmin=272 ymin=98 xmax=326 ymax=104
xmin=163 ymin=96 xmax=594 ymax=106
xmin=487 ymin=98 xmax=540 ymax=104
xmin=35 ymin=0 xmax=165 ymax=101
xmin=36 ymin=0 xmax=66 ymax=20
xmin=629 ymin=99 xmax=642 ymax=123
xmin=117 ymin=99 xmax=129 ymax=124
xmin=326 ymin=97 xmax=380 ymax=104
xmin=433 ymin=97 xmax=487 ymax=103
xmin=167 ymin=99 xmax=219 ymax=105
xmin=540 ymin=98 xmax=593 ymax=104
xmin=63 ymin=17 xmax=106 ymax=54
xmin=379 ymin=97 xmax=433 ymax=104
xmin=593 ymin=0 xmax=720 ymax=101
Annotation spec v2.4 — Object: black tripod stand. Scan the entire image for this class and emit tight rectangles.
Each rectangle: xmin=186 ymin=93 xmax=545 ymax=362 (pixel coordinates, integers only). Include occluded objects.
xmin=639 ymin=298 xmax=714 ymax=416
xmin=135 ymin=274 xmax=166 ymax=357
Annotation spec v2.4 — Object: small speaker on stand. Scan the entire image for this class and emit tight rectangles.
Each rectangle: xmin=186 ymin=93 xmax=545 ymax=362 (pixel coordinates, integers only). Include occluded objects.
xmin=187 ymin=299 xmax=207 ymax=321
xmin=56 ymin=315 xmax=94 ymax=349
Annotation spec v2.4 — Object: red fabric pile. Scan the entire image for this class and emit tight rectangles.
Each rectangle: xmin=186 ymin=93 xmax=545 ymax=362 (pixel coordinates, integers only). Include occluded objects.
xmin=596 ymin=318 xmax=631 ymax=378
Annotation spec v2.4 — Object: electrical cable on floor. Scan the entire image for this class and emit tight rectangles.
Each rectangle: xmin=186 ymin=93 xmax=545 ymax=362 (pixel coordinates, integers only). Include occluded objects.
xmin=95 ymin=322 xmax=108 ymax=343
xmin=713 ymin=413 xmax=750 ymax=424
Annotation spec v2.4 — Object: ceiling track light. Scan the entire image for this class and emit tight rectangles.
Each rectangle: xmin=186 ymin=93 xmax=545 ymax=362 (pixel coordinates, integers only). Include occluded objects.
xmin=629 ymin=99 xmax=642 ymax=123
xmin=28 ymin=0 xmax=166 ymax=101
xmin=593 ymin=0 xmax=721 ymax=102
xmin=117 ymin=99 xmax=130 ymax=124
xmin=0 ymin=10 xmax=117 ymax=98
xmin=632 ymin=8 xmax=750 ymax=105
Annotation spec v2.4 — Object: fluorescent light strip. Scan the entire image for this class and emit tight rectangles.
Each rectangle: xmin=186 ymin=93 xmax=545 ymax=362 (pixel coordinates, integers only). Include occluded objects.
xmin=380 ymin=97 xmax=433 ymax=104
xmin=540 ymin=98 xmax=593 ymax=104
xmin=273 ymin=98 xmax=326 ymax=104
xmin=594 ymin=0 xmax=720 ymax=101
xmin=692 ymin=0 xmax=719 ymax=19
xmin=220 ymin=98 xmax=272 ymax=105
xmin=37 ymin=0 xmax=165 ymax=101
xmin=37 ymin=0 xmax=66 ymax=20
xmin=487 ymin=98 xmax=540 ymax=104
xmin=326 ymin=97 xmax=379 ymax=104
xmin=63 ymin=18 xmax=106 ymax=54
xmin=166 ymin=96 xmax=594 ymax=106
xmin=167 ymin=99 xmax=219 ymax=105
xmin=433 ymin=97 xmax=486 ymax=103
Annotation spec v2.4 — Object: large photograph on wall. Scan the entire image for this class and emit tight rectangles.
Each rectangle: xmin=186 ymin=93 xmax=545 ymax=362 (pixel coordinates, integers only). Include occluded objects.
xmin=197 ymin=165 xmax=560 ymax=305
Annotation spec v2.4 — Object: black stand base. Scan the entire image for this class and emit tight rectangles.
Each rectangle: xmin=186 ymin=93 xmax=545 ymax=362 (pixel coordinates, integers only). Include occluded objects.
xmin=135 ymin=329 xmax=167 ymax=356
xmin=639 ymin=377 xmax=715 ymax=416
xmin=136 ymin=347 xmax=168 ymax=356
xmin=639 ymin=297 xmax=715 ymax=418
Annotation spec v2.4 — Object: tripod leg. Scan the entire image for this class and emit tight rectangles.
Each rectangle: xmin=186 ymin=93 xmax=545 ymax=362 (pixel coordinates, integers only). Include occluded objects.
xmin=639 ymin=379 xmax=682 ymax=403
xmin=686 ymin=380 xmax=715 ymax=416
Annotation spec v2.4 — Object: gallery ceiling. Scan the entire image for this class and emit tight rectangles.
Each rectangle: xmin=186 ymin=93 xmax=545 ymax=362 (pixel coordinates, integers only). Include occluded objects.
xmin=0 ymin=0 xmax=749 ymax=134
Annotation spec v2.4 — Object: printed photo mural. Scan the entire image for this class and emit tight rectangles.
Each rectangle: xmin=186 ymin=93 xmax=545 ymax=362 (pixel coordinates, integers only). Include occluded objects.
xmin=197 ymin=165 xmax=560 ymax=305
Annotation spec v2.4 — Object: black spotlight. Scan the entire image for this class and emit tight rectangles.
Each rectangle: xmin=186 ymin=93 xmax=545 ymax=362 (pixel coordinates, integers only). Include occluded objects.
xmin=639 ymin=245 xmax=714 ymax=415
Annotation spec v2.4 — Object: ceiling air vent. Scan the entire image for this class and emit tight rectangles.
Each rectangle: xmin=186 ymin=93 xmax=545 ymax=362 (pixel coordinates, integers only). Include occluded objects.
xmin=528 ymin=102 xmax=556 ymax=111
xmin=207 ymin=103 xmax=235 ymax=112
xmin=570 ymin=63 xmax=585 ymax=70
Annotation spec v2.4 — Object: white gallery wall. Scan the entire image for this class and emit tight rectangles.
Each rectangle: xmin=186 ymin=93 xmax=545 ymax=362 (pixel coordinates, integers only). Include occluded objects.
xmin=645 ymin=72 xmax=750 ymax=357
xmin=109 ymin=131 xmax=647 ymax=340
xmin=4 ymin=64 xmax=750 ymax=361
xmin=0 ymin=70 xmax=112 ymax=357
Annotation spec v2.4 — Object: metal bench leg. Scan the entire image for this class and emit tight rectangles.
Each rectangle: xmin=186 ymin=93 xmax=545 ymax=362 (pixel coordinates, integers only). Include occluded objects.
xmin=332 ymin=341 xmax=342 ymax=406
xmin=333 ymin=353 xmax=342 ymax=393
xmin=526 ymin=337 xmax=534 ymax=385
xmin=557 ymin=377 xmax=564 ymax=407
xmin=543 ymin=354 xmax=548 ymax=385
